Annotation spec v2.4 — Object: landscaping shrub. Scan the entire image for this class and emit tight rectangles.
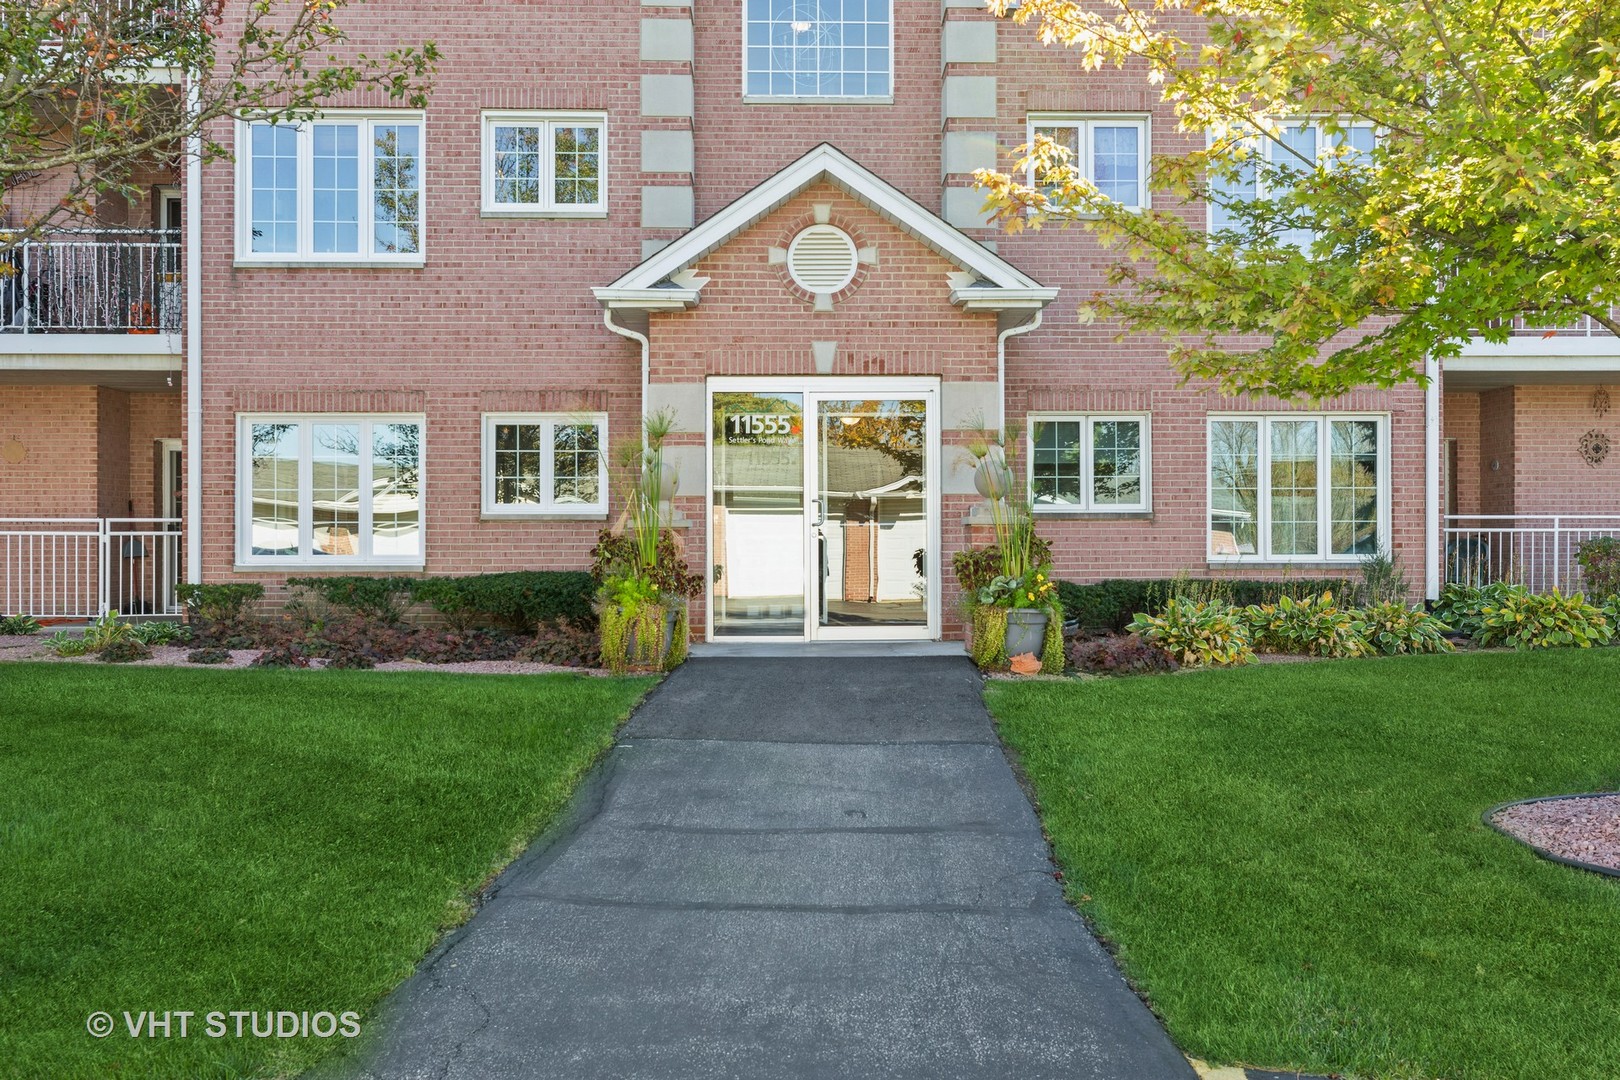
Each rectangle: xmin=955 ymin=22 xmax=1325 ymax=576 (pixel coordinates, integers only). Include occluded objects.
xmin=45 ymin=631 xmax=87 ymax=657
xmin=286 ymin=576 xmax=415 ymax=624
xmin=97 ymin=639 xmax=153 ymax=664
xmin=1058 ymin=576 xmax=1358 ymax=631
xmin=1241 ymin=592 xmax=1370 ymax=658
xmin=323 ymin=649 xmax=377 ymax=670
xmin=251 ymin=644 xmax=311 ymax=669
xmin=1126 ymin=598 xmax=1254 ymax=667
xmin=408 ymin=628 xmax=524 ymax=663
xmin=186 ymin=647 xmax=232 ymax=665
xmin=81 ymin=611 xmax=134 ymax=651
xmin=413 ymin=570 xmax=598 ymax=633
xmin=175 ymin=583 xmax=264 ymax=625
xmin=0 ymin=614 xmax=41 ymax=635
xmin=1475 ymin=588 xmax=1613 ymax=650
xmin=1360 ymin=602 xmax=1454 ymax=655
xmin=130 ymin=621 xmax=190 ymax=646
xmin=1576 ymin=536 xmax=1620 ymax=600
xmin=1432 ymin=581 xmax=1522 ymax=639
xmin=516 ymin=619 xmax=602 ymax=668
xmin=1068 ymin=634 xmax=1180 ymax=675
xmin=952 ymin=537 xmax=1054 ymax=594
xmin=1359 ymin=545 xmax=1410 ymax=605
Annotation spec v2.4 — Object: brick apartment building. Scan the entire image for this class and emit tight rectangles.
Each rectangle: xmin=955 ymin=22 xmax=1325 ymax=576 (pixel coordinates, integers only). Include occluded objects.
xmin=3 ymin=0 xmax=1617 ymax=640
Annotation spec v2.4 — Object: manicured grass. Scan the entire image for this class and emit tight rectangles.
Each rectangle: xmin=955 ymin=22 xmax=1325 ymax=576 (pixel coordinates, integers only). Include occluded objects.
xmin=0 ymin=664 xmax=654 ymax=1079
xmin=986 ymin=651 xmax=1620 ymax=1080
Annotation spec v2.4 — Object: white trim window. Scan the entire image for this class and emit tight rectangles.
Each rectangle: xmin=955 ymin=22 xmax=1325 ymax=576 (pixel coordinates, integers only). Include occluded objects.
xmin=481 ymin=113 xmax=607 ymax=216
xmin=1027 ymin=116 xmax=1150 ymax=210
xmin=237 ymin=113 xmax=424 ymax=263
xmin=482 ymin=414 xmax=609 ymax=517
xmin=238 ymin=416 xmax=424 ymax=567
xmin=1208 ymin=121 xmax=1375 ymax=247
xmin=1028 ymin=414 xmax=1150 ymax=513
xmin=744 ymin=0 xmax=892 ymax=100
xmin=1208 ymin=414 xmax=1387 ymax=562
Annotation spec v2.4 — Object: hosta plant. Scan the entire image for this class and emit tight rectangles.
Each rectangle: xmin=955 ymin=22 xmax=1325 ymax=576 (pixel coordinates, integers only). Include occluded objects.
xmin=1432 ymin=581 xmax=1524 ymax=640
xmin=1126 ymin=598 xmax=1253 ymax=667
xmin=1475 ymin=589 xmax=1613 ymax=650
xmin=46 ymin=631 xmax=88 ymax=657
xmin=0 ymin=614 xmax=41 ymax=635
xmin=1360 ymin=602 xmax=1454 ymax=656
xmin=1241 ymin=591 xmax=1369 ymax=658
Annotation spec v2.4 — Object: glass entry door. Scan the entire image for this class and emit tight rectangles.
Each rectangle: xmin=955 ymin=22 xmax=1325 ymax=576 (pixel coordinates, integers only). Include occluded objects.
xmin=710 ymin=381 xmax=937 ymax=641
xmin=810 ymin=396 xmax=929 ymax=638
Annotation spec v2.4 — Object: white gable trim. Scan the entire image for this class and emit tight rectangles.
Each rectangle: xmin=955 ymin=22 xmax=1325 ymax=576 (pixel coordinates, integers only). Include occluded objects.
xmin=594 ymin=143 xmax=1058 ymax=311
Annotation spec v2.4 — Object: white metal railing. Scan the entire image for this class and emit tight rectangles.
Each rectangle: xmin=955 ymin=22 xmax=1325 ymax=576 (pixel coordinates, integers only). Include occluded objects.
xmin=1484 ymin=307 xmax=1620 ymax=339
xmin=1444 ymin=515 xmax=1620 ymax=593
xmin=1 ymin=229 xmax=181 ymax=334
xmin=0 ymin=518 xmax=182 ymax=620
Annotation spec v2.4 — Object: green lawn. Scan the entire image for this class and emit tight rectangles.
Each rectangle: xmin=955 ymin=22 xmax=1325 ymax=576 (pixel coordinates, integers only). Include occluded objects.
xmin=987 ymin=650 xmax=1620 ymax=1080
xmin=0 ymin=664 xmax=654 ymax=1079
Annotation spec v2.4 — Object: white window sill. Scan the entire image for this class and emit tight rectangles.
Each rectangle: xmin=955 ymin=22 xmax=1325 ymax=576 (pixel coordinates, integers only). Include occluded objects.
xmin=233 ymin=562 xmax=426 ymax=573
xmin=480 ymin=209 xmax=607 ymax=220
xmin=480 ymin=510 xmax=609 ymax=522
xmin=232 ymin=259 xmax=426 ymax=270
xmin=743 ymin=95 xmax=894 ymax=106
xmin=1206 ymin=557 xmax=1369 ymax=567
xmin=1034 ymin=510 xmax=1154 ymax=519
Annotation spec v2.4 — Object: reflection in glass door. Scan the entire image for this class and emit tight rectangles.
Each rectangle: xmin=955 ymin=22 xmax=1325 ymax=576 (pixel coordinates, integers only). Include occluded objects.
xmin=813 ymin=398 xmax=928 ymax=635
xmin=711 ymin=392 xmax=806 ymax=636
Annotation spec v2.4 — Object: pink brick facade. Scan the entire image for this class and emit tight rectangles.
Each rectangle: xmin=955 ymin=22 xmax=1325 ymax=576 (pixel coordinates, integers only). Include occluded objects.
xmin=5 ymin=1 xmax=1616 ymax=626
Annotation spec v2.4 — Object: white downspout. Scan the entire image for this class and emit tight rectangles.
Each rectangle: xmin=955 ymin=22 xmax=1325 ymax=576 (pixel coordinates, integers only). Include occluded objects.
xmin=184 ymin=79 xmax=202 ymax=584
xmin=602 ymin=307 xmax=650 ymax=442
xmin=995 ymin=309 xmax=1043 ymax=435
xmin=1424 ymin=354 xmax=1441 ymax=602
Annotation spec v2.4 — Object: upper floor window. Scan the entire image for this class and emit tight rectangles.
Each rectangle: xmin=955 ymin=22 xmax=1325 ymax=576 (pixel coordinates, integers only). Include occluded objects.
xmin=1208 ymin=121 xmax=1375 ymax=247
xmin=745 ymin=0 xmax=892 ymax=101
xmin=1026 ymin=116 xmax=1149 ymax=210
xmin=237 ymin=113 xmax=423 ymax=264
xmin=1028 ymin=414 xmax=1151 ymax=513
xmin=481 ymin=113 xmax=606 ymax=216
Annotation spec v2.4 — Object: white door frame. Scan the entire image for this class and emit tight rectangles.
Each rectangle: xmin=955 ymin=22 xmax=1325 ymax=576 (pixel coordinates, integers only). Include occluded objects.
xmin=706 ymin=376 xmax=941 ymax=642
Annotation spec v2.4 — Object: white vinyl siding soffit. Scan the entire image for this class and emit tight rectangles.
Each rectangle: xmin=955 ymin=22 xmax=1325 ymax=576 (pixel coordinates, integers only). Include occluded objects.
xmin=481 ymin=113 xmax=607 ymax=216
xmin=236 ymin=114 xmax=424 ymax=264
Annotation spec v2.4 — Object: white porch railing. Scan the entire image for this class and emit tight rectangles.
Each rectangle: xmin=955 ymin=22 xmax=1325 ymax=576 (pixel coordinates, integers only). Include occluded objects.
xmin=0 ymin=518 xmax=182 ymax=620
xmin=1 ymin=229 xmax=181 ymax=334
xmin=1444 ymin=515 xmax=1620 ymax=594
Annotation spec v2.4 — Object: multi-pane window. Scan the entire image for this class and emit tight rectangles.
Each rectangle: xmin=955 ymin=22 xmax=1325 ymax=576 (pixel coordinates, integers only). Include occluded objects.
xmin=482 ymin=113 xmax=606 ymax=214
xmin=1027 ymin=116 xmax=1149 ymax=210
xmin=482 ymin=415 xmax=608 ymax=516
xmin=1208 ymin=121 xmax=1375 ymax=245
xmin=1029 ymin=415 xmax=1150 ymax=512
xmin=240 ymin=417 xmax=423 ymax=565
xmin=1208 ymin=416 xmax=1385 ymax=561
xmin=744 ymin=0 xmax=893 ymax=99
xmin=239 ymin=114 xmax=423 ymax=262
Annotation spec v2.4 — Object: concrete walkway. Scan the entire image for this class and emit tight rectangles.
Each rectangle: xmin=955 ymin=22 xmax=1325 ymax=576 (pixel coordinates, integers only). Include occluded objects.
xmin=344 ymin=657 xmax=1194 ymax=1080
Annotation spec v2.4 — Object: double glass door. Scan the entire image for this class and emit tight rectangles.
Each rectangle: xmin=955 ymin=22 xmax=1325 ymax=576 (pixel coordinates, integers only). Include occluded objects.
xmin=710 ymin=380 xmax=937 ymax=640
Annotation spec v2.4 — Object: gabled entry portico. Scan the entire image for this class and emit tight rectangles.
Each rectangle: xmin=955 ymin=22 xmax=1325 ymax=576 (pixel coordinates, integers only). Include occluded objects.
xmin=594 ymin=144 xmax=1057 ymax=642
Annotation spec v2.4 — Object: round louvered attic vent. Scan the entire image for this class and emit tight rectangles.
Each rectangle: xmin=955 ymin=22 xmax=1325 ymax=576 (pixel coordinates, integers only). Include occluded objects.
xmin=786 ymin=225 xmax=858 ymax=293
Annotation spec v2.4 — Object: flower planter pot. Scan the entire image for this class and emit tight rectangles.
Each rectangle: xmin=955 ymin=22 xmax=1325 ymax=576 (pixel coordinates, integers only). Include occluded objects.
xmin=625 ymin=604 xmax=681 ymax=668
xmin=1004 ymin=607 xmax=1049 ymax=659
xmin=972 ymin=449 xmax=1014 ymax=501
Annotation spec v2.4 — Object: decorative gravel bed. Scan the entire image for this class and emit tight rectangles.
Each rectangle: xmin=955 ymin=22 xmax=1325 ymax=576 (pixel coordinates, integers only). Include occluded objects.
xmin=1491 ymin=794 xmax=1620 ymax=875
xmin=0 ymin=638 xmax=608 ymax=676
